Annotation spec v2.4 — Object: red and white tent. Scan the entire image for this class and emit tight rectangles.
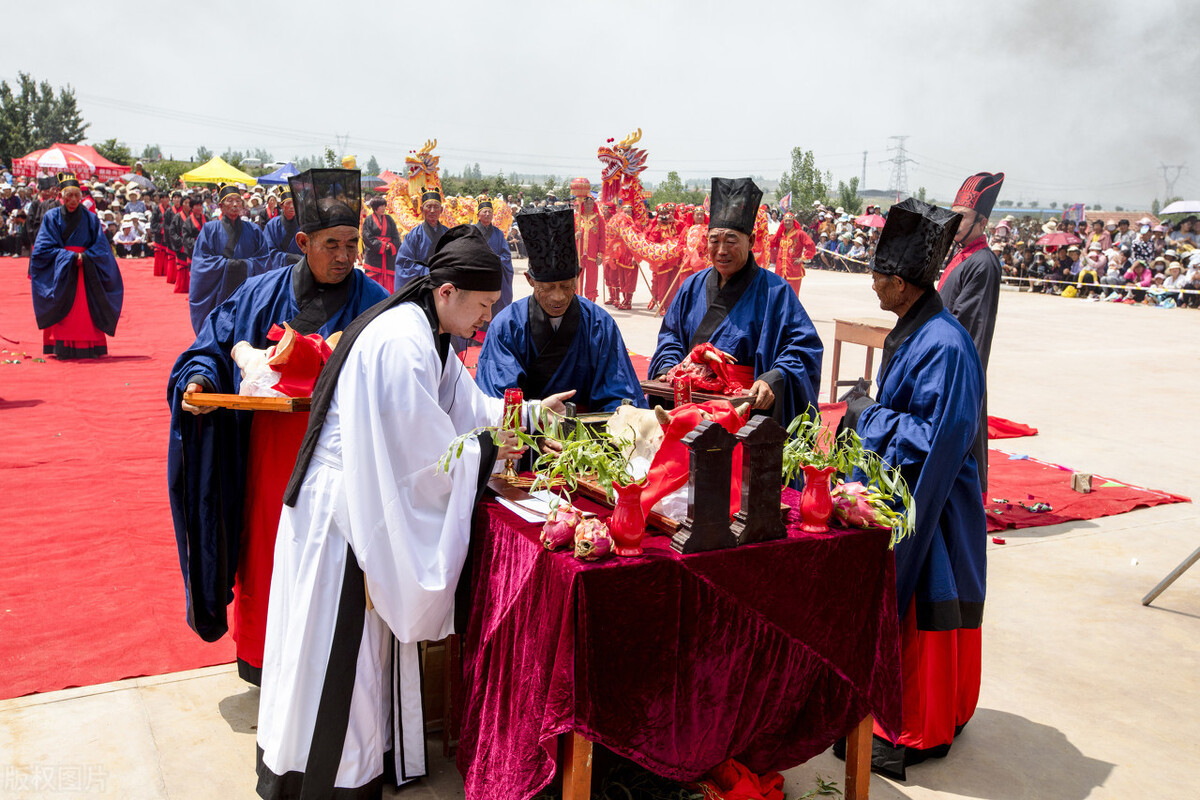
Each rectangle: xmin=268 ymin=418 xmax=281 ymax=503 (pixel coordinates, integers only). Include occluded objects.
xmin=12 ymin=143 xmax=128 ymax=181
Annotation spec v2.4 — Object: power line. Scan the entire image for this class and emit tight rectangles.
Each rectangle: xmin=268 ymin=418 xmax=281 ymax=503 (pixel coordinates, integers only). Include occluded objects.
xmin=884 ymin=136 xmax=914 ymax=198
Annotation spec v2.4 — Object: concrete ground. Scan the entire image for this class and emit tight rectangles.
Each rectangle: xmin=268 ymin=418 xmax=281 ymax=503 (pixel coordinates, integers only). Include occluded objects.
xmin=3 ymin=264 xmax=1198 ymax=799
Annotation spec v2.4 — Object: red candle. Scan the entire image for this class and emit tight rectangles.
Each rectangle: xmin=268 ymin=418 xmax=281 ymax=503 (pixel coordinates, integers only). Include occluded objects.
xmin=503 ymin=387 xmax=524 ymax=431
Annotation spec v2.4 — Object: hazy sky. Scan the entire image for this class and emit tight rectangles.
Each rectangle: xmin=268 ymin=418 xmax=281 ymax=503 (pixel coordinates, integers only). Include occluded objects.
xmin=9 ymin=0 xmax=1198 ymax=209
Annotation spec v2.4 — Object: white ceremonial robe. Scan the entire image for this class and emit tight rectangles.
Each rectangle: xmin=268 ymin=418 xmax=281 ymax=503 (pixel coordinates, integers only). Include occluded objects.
xmin=257 ymin=301 xmax=506 ymax=795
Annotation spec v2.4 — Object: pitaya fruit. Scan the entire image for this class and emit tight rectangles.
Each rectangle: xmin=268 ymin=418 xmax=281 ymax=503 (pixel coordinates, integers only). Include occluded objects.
xmin=540 ymin=503 xmax=583 ymax=551
xmin=832 ymin=482 xmax=892 ymax=530
xmin=573 ymin=518 xmax=614 ymax=561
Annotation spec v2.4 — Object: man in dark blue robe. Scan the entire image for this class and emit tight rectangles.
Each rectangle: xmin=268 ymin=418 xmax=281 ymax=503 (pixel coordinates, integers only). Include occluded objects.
xmin=477 ymin=206 xmax=646 ymax=412
xmin=262 ymin=188 xmax=303 ymax=272
xmin=649 ymin=177 xmax=822 ymax=424
xmin=29 ymin=171 xmax=123 ymax=359
xmin=168 ymin=168 xmax=387 ymax=683
xmin=475 ymin=198 xmax=514 ymax=316
xmin=394 ymin=188 xmax=448 ymax=285
xmin=841 ymin=198 xmax=986 ymax=780
xmin=189 ymin=184 xmax=271 ymax=333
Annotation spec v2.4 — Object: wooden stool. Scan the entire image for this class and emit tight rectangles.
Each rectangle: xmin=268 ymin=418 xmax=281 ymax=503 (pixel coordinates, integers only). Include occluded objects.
xmin=829 ymin=318 xmax=893 ymax=401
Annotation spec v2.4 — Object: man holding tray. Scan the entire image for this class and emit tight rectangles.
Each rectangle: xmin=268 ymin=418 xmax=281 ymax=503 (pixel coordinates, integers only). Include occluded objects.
xmin=649 ymin=177 xmax=823 ymax=424
xmin=167 ymin=169 xmax=388 ymax=686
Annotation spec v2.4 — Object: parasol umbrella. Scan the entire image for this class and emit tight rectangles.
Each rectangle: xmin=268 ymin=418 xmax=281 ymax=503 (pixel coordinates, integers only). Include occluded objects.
xmin=120 ymin=173 xmax=156 ymax=190
xmin=855 ymin=213 xmax=886 ymax=228
xmin=1158 ymin=200 xmax=1200 ymax=216
xmin=361 ymin=175 xmax=386 ymax=190
xmin=1036 ymin=231 xmax=1082 ymax=248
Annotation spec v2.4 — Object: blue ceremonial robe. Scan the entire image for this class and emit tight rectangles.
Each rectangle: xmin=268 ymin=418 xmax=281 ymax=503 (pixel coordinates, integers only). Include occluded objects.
xmin=188 ymin=217 xmax=272 ymax=334
xmin=475 ymin=222 xmax=514 ymax=315
xmin=262 ymin=213 xmax=303 ymax=272
xmin=30 ymin=205 xmax=124 ymax=336
xmin=167 ymin=263 xmax=387 ymax=642
xmin=477 ymin=296 xmax=648 ymax=412
xmin=850 ymin=289 xmax=986 ymax=629
xmin=648 ymin=257 xmax=823 ymax=424
xmin=394 ymin=221 xmax=448 ymax=286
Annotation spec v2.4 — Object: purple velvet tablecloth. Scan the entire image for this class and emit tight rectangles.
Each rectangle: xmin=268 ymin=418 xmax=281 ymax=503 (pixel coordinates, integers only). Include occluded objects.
xmin=456 ymin=487 xmax=901 ymax=800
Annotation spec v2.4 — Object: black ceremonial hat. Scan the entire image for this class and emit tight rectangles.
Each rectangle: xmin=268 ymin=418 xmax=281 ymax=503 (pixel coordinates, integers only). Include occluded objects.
xmin=56 ymin=171 xmax=79 ymax=189
xmin=421 ymin=188 xmax=442 ymax=204
xmin=952 ymin=172 xmax=1005 ymax=219
xmin=37 ymin=176 xmax=56 ymax=191
xmin=289 ymin=168 xmax=361 ymax=234
xmin=478 ymin=198 xmax=493 ymax=210
xmin=709 ymin=177 xmax=762 ymax=236
xmin=870 ymin=198 xmax=962 ymax=288
xmin=217 ymin=183 xmax=241 ymax=202
xmin=516 ymin=207 xmax=578 ymax=282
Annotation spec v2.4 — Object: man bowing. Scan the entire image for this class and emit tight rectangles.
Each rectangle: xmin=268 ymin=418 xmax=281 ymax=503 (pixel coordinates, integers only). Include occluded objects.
xmin=649 ymin=177 xmax=823 ymax=423
xmin=257 ymin=225 xmax=573 ymax=796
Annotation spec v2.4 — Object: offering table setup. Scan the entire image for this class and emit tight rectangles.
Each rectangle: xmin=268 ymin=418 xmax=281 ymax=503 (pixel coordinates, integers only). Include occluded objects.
xmin=451 ymin=386 xmax=912 ymax=800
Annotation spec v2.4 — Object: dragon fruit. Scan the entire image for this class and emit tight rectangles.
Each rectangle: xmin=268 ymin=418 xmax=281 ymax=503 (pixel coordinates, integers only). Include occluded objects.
xmin=573 ymin=518 xmax=614 ymax=561
xmin=832 ymin=482 xmax=893 ymax=531
xmin=540 ymin=503 xmax=583 ymax=551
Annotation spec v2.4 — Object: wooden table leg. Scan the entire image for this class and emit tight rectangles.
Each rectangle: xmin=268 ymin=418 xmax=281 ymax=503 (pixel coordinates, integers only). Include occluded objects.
xmin=829 ymin=338 xmax=843 ymax=401
xmin=844 ymin=714 xmax=872 ymax=800
xmin=561 ymin=732 xmax=593 ymax=800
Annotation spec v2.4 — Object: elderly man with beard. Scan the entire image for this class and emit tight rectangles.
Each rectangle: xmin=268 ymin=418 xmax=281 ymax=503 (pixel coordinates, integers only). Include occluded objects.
xmin=188 ymin=184 xmax=271 ymax=333
xmin=839 ymin=198 xmax=986 ymax=780
xmin=168 ymin=169 xmax=389 ymax=686
xmin=29 ymin=172 xmax=123 ymax=359
xmin=649 ymin=177 xmax=823 ymax=424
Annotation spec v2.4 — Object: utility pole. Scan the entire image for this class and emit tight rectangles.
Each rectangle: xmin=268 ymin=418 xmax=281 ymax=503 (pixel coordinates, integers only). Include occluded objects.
xmin=1160 ymin=162 xmax=1186 ymax=201
xmin=861 ymin=150 xmax=868 ymax=187
xmin=883 ymin=136 xmax=915 ymax=200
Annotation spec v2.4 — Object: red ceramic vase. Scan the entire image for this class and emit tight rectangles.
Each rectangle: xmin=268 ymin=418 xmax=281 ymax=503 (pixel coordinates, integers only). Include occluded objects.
xmin=799 ymin=465 xmax=837 ymax=533
xmin=608 ymin=480 xmax=648 ymax=556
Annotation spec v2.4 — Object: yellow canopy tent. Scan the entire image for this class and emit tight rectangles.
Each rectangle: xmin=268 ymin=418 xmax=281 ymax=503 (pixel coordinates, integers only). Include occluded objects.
xmin=180 ymin=156 xmax=257 ymax=186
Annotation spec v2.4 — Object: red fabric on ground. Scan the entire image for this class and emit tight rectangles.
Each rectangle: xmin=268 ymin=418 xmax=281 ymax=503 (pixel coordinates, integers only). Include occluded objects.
xmin=0 ymin=256 xmax=234 ymax=699
xmin=985 ymin=449 xmax=1189 ymax=532
xmin=987 ymin=416 xmax=1038 ymax=439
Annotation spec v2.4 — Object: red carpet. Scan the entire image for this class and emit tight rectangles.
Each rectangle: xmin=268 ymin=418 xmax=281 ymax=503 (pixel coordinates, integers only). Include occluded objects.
xmin=0 ymin=256 xmax=234 ymax=699
xmin=985 ymin=450 xmax=1189 ymax=532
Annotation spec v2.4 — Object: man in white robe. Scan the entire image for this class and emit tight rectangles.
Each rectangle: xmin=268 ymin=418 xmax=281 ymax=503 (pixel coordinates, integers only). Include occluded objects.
xmin=256 ymin=224 xmax=572 ymax=798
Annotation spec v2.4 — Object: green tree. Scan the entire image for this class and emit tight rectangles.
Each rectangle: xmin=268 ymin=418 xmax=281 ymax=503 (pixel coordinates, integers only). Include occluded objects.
xmin=650 ymin=170 xmax=705 ymax=206
xmin=93 ymin=138 xmax=134 ymax=167
xmin=250 ymin=147 xmax=272 ymax=163
xmin=0 ymin=72 xmax=89 ymax=165
xmin=221 ymin=149 xmax=245 ymax=167
xmin=323 ymin=147 xmax=338 ymax=168
xmin=778 ymin=147 xmax=831 ymax=210
xmin=1115 ymin=205 xmax=1124 ymax=212
xmin=916 ymin=186 xmax=927 ymax=203
xmin=195 ymin=145 xmax=212 ymax=162
xmin=292 ymin=153 xmax=322 ymax=170
xmin=140 ymin=143 xmax=162 ymax=161
xmin=1092 ymin=203 xmax=1103 ymax=210
xmin=835 ymin=177 xmax=863 ymax=215
xmin=1151 ymin=198 xmax=1161 ymax=215
xmin=1049 ymin=202 xmax=1058 ymax=209
xmin=365 ymin=155 xmax=380 ymax=175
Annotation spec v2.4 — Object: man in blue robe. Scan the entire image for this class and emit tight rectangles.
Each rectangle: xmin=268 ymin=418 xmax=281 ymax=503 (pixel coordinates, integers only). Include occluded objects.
xmin=168 ymin=168 xmax=387 ymax=683
xmin=477 ymin=206 xmax=646 ymax=412
xmin=188 ymin=184 xmax=272 ymax=333
xmin=475 ymin=198 xmax=514 ymax=316
xmin=262 ymin=188 xmax=303 ymax=272
xmin=649 ymin=177 xmax=822 ymax=424
xmin=394 ymin=188 xmax=448 ymax=285
xmin=29 ymin=171 xmax=123 ymax=359
xmin=840 ymin=198 xmax=986 ymax=780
